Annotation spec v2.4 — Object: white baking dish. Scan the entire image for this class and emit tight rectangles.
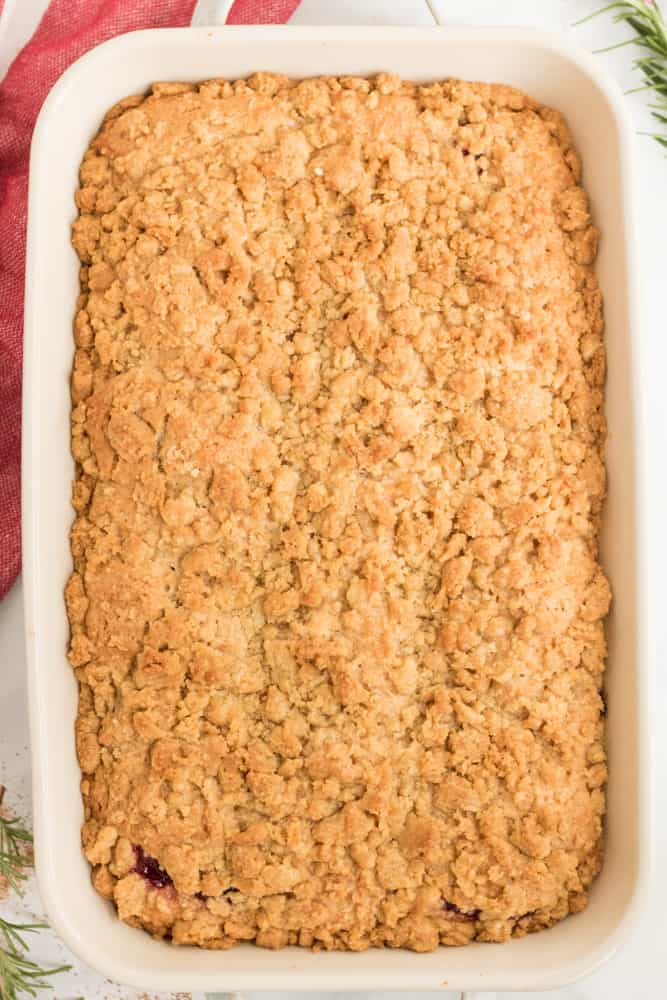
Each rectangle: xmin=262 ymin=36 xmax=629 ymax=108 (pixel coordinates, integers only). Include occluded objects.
xmin=22 ymin=25 xmax=648 ymax=993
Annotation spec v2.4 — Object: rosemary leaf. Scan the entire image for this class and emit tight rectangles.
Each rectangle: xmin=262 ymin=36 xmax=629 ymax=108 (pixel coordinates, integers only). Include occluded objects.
xmin=0 ymin=788 xmax=32 ymax=895
xmin=0 ymin=787 xmax=71 ymax=998
xmin=579 ymin=0 xmax=667 ymax=149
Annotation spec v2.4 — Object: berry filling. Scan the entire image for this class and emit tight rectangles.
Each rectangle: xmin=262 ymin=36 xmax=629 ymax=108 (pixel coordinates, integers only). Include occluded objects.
xmin=442 ymin=899 xmax=480 ymax=921
xmin=132 ymin=848 xmax=244 ymax=901
xmin=132 ymin=845 xmax=173 ymax=889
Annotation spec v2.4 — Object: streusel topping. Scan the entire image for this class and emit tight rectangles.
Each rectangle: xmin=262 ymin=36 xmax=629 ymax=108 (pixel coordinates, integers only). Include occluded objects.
xmin=68 ymin=73 xmax=608 ymax=952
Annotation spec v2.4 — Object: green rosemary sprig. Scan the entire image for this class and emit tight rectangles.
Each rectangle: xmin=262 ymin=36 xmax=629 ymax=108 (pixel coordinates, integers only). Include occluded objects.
xmin=577 ymin=0 xmax=667 ymax=148
xmin=0 ymin=920 xmax=71 ymax=1000
xmin=0 ymin=787 xmax=71 ymax=998
xmin=0 ymin=810 xmax=32 ymax=897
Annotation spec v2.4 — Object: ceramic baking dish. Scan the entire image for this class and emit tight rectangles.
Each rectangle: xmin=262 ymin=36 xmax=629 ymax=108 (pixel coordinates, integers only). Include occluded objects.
xmin=22 ymin=25 xmax=648 ymax=993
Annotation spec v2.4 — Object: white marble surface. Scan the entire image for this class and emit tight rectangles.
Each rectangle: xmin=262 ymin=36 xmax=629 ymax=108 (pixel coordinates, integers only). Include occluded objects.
xmin=1 ymin=1 xmax=665 ymax=997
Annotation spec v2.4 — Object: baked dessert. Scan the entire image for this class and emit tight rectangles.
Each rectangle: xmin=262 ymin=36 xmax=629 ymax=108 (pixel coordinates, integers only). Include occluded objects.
xmin=67 ymin=73 xmax=609 ymax=952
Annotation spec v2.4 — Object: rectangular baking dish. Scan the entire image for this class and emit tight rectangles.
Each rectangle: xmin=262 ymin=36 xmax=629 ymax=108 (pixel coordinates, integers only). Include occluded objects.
xmin=22 ymin=25 xmax=648 ymax=993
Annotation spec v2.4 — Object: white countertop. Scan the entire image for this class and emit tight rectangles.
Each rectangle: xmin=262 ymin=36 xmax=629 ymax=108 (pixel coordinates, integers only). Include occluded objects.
xmin=1 ymin=1 xmax=665 ymax=998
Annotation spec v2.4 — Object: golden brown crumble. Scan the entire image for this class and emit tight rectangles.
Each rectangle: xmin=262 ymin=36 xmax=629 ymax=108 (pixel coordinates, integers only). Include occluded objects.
xmin=67 ymin=73 xmax=609 ymax=952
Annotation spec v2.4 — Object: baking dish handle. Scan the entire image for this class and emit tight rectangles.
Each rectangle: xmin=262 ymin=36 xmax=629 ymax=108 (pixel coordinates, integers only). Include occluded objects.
xmin=425 ymin=0 xmax=442 ymax=24
xmin=191 ymin=0 xmax=236 ymax=27
xmin=191 ymin=0 xmax=443 ymax=26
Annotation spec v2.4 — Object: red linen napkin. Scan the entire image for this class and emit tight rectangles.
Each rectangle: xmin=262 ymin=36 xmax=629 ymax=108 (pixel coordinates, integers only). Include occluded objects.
xmin=0 ymin=0 xmax=299 ymax=601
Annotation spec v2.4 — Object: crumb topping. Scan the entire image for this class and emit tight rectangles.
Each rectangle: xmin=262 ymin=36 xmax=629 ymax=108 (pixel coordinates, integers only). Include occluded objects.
xmin=68 ymin=73 xmax=608 ymax=952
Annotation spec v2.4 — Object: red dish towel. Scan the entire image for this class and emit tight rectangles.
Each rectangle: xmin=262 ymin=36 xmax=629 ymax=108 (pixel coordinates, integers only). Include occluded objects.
xmin=0 ymin=0 xmax=299 ymax=601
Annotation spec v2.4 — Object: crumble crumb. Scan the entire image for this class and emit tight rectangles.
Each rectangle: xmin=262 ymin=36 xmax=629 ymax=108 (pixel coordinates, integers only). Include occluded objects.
xmin=68 ymin=73 xmax=608 ymax=952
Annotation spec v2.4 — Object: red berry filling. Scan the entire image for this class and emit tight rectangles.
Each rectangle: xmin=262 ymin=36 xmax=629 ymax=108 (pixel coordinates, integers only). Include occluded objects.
xmin=132 ymin=845 xmax=173 ymax=889
xmin=442 ymin=899 xmax=480 ymax=921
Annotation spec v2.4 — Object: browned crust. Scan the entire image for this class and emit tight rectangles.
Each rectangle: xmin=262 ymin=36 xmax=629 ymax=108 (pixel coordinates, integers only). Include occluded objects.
xmin=67 ymin=72 xmax=608 ymax=952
